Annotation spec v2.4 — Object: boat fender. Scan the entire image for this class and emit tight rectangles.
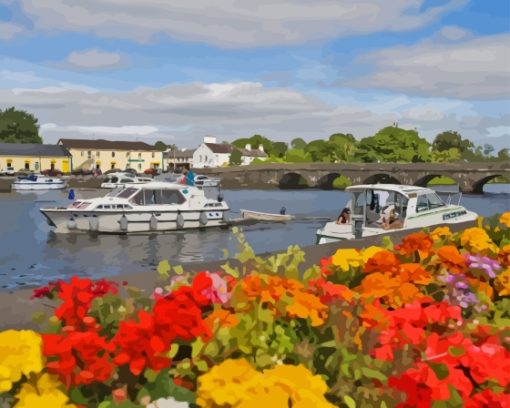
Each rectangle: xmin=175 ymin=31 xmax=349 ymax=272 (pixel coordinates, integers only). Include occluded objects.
xmin=199 ymin=211 xmax=208 ymax=226
xmin=119 ymin=214 xmax=128 ymax=232
xmin=176 ymin=213 xmax=185 ymax=229
xmin=150 ymin=214 xmax=158 ymax=230
xmin=89 ymin=216 xmax=99 ymax=232
xmin=67 ymin=217 xmax=77 ymax=230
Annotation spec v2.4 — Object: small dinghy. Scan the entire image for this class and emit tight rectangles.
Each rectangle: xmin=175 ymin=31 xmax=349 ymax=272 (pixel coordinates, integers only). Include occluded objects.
xmin=240 ymin=209 xmax=294 ymax=222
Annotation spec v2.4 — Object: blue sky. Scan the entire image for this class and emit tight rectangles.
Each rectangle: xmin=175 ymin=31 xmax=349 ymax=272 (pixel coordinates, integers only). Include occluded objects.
xmin=0 ymin=0 xmax=508 ymax=148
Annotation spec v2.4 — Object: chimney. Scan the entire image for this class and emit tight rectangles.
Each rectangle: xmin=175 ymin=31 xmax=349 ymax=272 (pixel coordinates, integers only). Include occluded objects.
xmin=258 ymin=144 xmax=264 ymax=152
xmin=204 ymin=136 xmax=217 ymax=144
xmin=245 ymin=143 xmax=251 ymax=151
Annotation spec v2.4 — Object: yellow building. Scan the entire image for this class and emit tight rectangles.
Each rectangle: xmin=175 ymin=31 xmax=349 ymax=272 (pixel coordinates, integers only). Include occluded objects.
xmin=57 ymin=139 xmax=162 ymax=173
xmin=0 ymin=142 xmax=72 ymax=172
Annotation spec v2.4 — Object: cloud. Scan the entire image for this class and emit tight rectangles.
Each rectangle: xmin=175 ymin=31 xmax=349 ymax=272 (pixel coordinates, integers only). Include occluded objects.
xmin=0 ymin=78 xmax=506 ymax=147
xmin=19 ymin=0 xmax=466 ymax=47
xmin=57 ymin=49 xmax=128 ymax=71
xmin=0 ymin=22 xmax=23 ymax=40
xmin=347 ymin=33 xmax=510 ymax=100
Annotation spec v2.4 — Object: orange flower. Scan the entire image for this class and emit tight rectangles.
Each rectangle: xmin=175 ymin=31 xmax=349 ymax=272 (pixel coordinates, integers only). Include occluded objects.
xmin=430 ymin=226 xmax=452 ymax=242
xmin=398 ymin=264 xmax=433 ymax=285
xmin=364 ymin=250 xmax=400 ymax=274
xmin=400 ymin=232 xmax=434 ymax=260
xmin=437 ymin=245 xmax=467 ymax=274
xmin=204 ymin=309 xmax=238 ymax=329
xmin=498 ymin=245 xmax=510 ymax=268
xmin=286 ymin=291 xmax=328 ymax=327
xmin=460 ymin=227 xmax=498 ymax=255
xmin=499 ymin=212 xmax=510 ymax=228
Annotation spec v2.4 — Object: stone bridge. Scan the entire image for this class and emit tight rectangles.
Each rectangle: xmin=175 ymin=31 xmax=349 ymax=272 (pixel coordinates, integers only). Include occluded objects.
xmin=200 ymin=162 xmax=510 ymax=193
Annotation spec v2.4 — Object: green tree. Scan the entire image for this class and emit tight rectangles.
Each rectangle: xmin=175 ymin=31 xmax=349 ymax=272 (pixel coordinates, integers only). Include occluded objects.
xmin=0 ymin=107 xmax=42 ymax=143
xmin=290 ymin=137 xmax=307 ymax=150
xmin=285 ymin=149 xmax=312 ymax=163
xmin=328 ymin=133 xmax=357 ymax=162
xmin=232 ymin=135 xmax=273 ymax=156
xmin=483 ymin=144 xmax=495 ymax=157
xmin=154 ymin=141 xmax=167 ymax=151
xmin=271 ymin=142 xmax=288 ymax=158
xmin=356 ymin=126 xmax=430 ymax=163
xmin=229 ymin=149 xmax=243 ymax=166
xmin=430 ymin=147 xmax=461 ymax=163
xmin=497 ymin=148 xmax=510 ymax=161
xmin=304 ymin=139 xmax=332 ymax=162
xmin=432 ymin=131 xmax=473 ymax=153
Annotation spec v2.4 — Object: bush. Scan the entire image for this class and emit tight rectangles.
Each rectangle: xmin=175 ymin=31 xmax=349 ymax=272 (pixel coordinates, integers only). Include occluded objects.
xmin=332 ymin=175 xmax=352 ymax=189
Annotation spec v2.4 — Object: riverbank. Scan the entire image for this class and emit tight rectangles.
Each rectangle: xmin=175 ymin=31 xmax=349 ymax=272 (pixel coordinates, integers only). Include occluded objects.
xmin=0 ymin=220 xmax=475 ymax=330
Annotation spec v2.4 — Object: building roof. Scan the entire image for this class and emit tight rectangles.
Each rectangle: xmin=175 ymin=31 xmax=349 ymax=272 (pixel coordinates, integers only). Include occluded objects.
xmin=58 ymin=138 xmax=157 ymax=151
xmin=204 ymin=143 xmax=266 ymax=157
xmin=164 ymin=149 xmax=196 ymax=159
xmin=0 ymin=143 xmax=71 ymax=157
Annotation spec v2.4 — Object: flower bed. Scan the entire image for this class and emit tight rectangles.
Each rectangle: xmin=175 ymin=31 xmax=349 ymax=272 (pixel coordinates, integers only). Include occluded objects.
xmin=1 ymin=214 xmax=510 ymax=407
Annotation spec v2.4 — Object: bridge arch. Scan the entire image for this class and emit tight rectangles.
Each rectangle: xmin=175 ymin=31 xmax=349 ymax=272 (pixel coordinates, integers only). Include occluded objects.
xmin=278 ymin=172 xmax=310 ymax=189
xmin=317 ymin=172 xmax=340 ymax=190
xmin=363 ymin=173 xmax=401 ymax=185
xmin=414 ymin=174 xmax=458 ymax=187
xmin=471 ymin=174 xmax=506 ymax=194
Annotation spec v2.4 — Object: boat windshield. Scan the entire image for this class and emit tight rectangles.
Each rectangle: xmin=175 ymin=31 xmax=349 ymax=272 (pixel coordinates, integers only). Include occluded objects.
xmin=115 ymin=187 xmax=139 ymax=199
xmin=416 ymin=192 xmax=445 ymax=213
xmin=350 ymin=189 xmax=409 ymax=228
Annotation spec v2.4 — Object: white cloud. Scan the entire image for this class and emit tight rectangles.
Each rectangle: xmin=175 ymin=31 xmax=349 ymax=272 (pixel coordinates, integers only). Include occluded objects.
xmin=438 ymin=25 xmax=470 ymax=41
xmin=347 ymin=33 xmax=510 ymax=100
xmin=20 ymin=0 xmax=466 ymax=47
xmin=0 ymin=22 xmax=23 ymax=40
xmin=58 ymin=49 xmax=128 ymax=71
xmin=0 ymin=78 xmax=507 ymax=147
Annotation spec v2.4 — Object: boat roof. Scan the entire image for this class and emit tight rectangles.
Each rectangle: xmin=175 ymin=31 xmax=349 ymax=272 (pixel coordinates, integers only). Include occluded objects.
xmin=346 ymin=184 xmax=436 ymax=197
xmin=128 ymin=181 xmax=194 ymax=190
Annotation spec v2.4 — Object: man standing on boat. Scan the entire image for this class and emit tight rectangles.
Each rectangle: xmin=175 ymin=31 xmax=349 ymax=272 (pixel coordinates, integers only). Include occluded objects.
xmin=181 ymin=168 xmax=195 ymax=186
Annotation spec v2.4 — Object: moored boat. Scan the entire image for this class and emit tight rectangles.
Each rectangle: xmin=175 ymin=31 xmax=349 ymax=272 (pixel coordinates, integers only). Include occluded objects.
xmin=240 ymin=209 xmax=294 ymax=222
xmin=40 ymin=181 xmax=230 ymax=233
xmin=316 ymin=184 xmax=477 ymax=244
xmin=12 ymin=174 xmax=66 ymax=190
xmin=101 ymin=172 xmax=153 ymax=189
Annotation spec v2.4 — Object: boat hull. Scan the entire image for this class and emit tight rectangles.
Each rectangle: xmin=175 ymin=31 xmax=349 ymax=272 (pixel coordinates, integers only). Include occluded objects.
xmin=12 ymin=182 xmax=66 ymax=190
xmin=240 ymin=209 xmax=294 ymax=222
xmin=40 ymin=208 xmax=229 ymax=233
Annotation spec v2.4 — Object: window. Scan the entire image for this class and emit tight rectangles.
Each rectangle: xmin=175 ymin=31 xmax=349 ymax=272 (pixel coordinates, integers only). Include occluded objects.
xmin=81 ymin=151 xmax=84 ymax=157
xmin=112 ymin=151 xmax=115 ymax=158
xmin=161 ymin=189 xmax=186 ymax=205
xmin=87 ymin=151 xmax=92 ymax=159
xmin=7 ymin=161 xmax=12 ymax=167
xmin=138 ymin=153 xmax=142 ymax=159
xmin=24 ymin=162 xmax=29 ymax=170
xmin=117 ymin=188 xmax=138 ymax=198
xmin=416 ymin=193 xmax=444 ymax=213
xmin=138 ymin=163 xmax=142 ymax=170
xmin=152 ymin=152 xmax=155 ymax=158
xmin=120 ymin=178 xmax=133 ymax=183
xmin=96 ymin=151 xmax=100 ymax=157
xmin=130 ymin=191 xmax=144 ymax=205
xmin=126 ymin=152 xmax=130 ymax=157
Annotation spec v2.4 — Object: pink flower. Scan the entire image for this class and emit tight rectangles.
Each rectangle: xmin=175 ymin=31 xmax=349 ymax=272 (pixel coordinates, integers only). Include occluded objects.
xmin=201 ymin=272 xmax=231 ymax=304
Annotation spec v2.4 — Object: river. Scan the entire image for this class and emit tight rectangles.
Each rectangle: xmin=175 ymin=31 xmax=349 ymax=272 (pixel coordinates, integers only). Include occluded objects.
xmin=0 ymin=184 xmax=509 ymax=290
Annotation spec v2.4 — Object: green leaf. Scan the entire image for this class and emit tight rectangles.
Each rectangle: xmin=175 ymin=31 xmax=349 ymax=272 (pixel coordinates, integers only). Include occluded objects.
xmin=448 ymin=346 xmax=465 ymax=357
xmin=361 ymin=367 xmax=387 ymax=382
xmin=221 ymin=262 xmax=239 ymax=278
xmin=157 ymin=260 xmax=171 ymax=280
xmin=98 ymin=402 xmax=111 ymax=408
xmin=69 ymin=388 xmax=89 ymax=405
xmin=429 ymin=362 xmax=449 ymax=380
xmin=173 ymin=265 xmax=184 ymax=275
xmin=343 ymin=395 xmax=356 ymax=408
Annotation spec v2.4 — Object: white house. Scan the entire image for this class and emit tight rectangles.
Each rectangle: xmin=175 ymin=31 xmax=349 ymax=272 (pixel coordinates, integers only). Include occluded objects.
xmin=193 ymin=136 xmax=266 ymax=168
xmin=163 ymin=148 xmax=195 ymax=171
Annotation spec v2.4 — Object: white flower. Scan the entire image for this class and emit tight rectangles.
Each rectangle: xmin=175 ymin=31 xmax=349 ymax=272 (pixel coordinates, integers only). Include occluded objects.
xmin=147 ymin=397 xmax=189 ymax=408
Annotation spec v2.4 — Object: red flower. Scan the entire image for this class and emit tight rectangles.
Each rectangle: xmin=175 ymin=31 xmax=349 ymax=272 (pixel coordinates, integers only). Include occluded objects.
xmin=399 ymin=232 xmax=434 ymax=259
xmin=43 ymin=325 xmax=114 ymax=387
xmin=466 ymin=390 xmax=510 ymax=408
xmin=364 ymin=250 xmax=400 ymax=274
xmin=113 ymin=310 xmax=171 ymax=376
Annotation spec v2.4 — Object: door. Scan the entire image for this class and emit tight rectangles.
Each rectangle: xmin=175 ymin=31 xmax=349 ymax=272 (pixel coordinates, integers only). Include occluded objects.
xmin=62 ymin=160 xmax=69 ymax=173
xmin=50 ymin=163 xmax=55 ymax=170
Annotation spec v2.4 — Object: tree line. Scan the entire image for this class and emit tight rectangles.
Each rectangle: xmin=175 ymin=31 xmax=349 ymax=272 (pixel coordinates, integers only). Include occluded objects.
xmin=1 ymin=107 xmax=507 ymax=164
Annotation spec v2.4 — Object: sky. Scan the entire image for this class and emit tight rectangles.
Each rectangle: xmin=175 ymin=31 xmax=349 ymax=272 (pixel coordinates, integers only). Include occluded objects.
xmin=0 ymin=0 xmax=509 ymax=149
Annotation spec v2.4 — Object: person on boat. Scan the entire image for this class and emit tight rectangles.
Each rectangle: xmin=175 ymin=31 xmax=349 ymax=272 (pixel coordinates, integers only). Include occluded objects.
xmin=181 ymin=169 xmax=195 ymax=186
xmin=336 ymin=208 xmax=350 ymax=224
xmin=382 ymin=209 xmax=403 ymax=230
xmin=280 ymin=206 xmax=286 ymax=215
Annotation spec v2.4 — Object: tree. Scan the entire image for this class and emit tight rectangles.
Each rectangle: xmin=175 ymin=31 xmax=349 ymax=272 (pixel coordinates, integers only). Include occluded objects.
xmin=290 ymin=138 xmax=307 ymax=150
xmin=229 ymin=149 xmax=242 ymax=166
xmin=304 ymin=140 xmax=332 ymax=162
xmin=328 ymin=133 xmax=357 ymax=162
xmin=154 ymin=141 xmax=167 ymax=151
xmin=432 ymin=131 xmax=473 ymax=153
xmin=483 ymin=144 xmax=495 ymax=157
xmin=356 ymin=126 xmax=430 ymax=163
xmin=430 ymin=148 xmax=461 ymax=163
xmin=271 ymin=142 xmax=288 ymax=158
xmin=285 ymin=149 xmax=312 ymax=163
xmin=0 ymin=107 xmax=42 ymax=143
xmin=497 ymin=148 xmax=510 ymax=161
xmin=232 ymin=135 xmax=273 ymax=156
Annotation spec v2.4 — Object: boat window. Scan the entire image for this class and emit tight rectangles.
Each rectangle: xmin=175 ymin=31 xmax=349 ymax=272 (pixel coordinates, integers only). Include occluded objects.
xmin=352 ymin=191 xmax=366 ymax=216
xmin=416 ymin=193 xmax=445 ymax=213
xmin=120 ymin=178 xmax=133 ymax=183
xmin=96 ymin=205 xmax=103 ymax=209
xmin=78 ymin=202 xmax=91 ymax=209
xmin=143 ymin=189 xmax=159 ymax=205
xmin=130 ymin=191 xmax=144 ymax=205
xmin=111 ymin=176 xmax=118 ymax=183
xmin=161 ymin=189 xmax=186 ymax=205
xmin=116 ymin=188 xmax=138 ymax=198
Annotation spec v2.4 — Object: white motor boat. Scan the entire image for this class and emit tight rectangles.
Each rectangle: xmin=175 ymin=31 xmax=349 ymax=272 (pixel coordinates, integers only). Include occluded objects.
xmin=316 ymin=184 xmax=477 ymax=244
xmin=194 ymin=175 xmax=221 ymax=188
xmin=101 ymin=172 xmax=153 ymax=189
xmin=40 ymin=181 xmax=229 ymax=233
xmin=12 ymin=174 xmax=66 ymax=190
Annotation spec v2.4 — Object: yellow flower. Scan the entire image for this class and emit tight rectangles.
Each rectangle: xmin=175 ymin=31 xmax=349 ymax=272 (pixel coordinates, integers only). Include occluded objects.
xmin=499 ymin=212 xmax=510 ymax=228
xmin=361 ymin=246 xmax=384 ymax=263
xmin=495 ymin=268 xmax=510 ymax=297
xmin=460 ymin=227 xmax=498 ymax=255
xmin=0 ymin=330 xmax=43 ymax=392
xmin=430 ymin=226 xmax=451 ymax=241
xmin=332 ymin=249 xmax=363 ymax=272
xmin=15 ymin=374 xmax=75 ymax=408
